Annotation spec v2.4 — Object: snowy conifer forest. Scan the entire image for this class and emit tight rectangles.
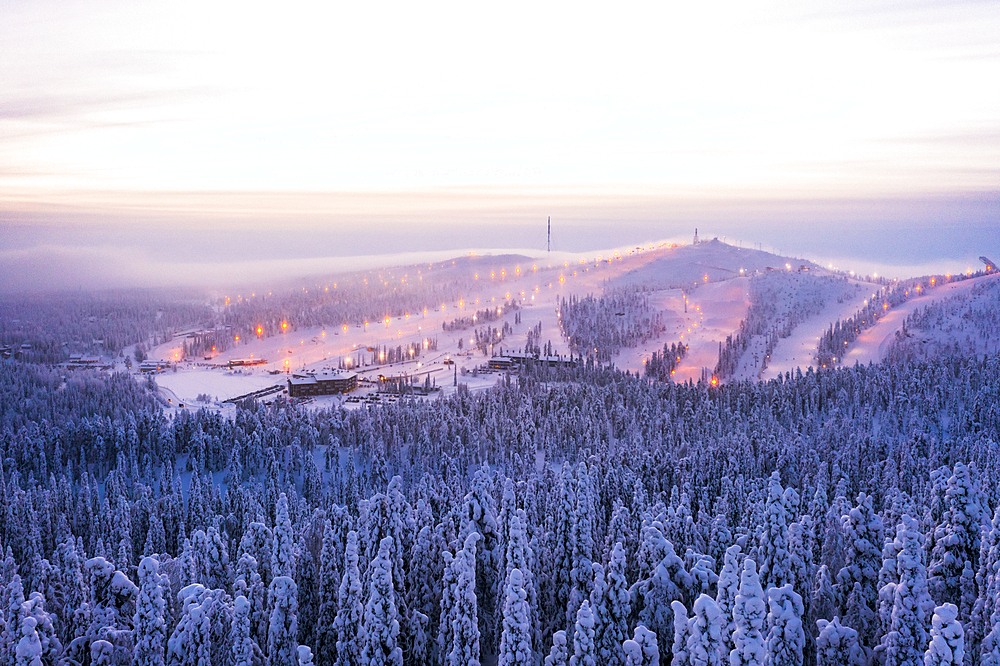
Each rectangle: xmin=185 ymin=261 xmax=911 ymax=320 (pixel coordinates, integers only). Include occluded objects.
xmin=2 ymin=245 xmax=1000 ymax=666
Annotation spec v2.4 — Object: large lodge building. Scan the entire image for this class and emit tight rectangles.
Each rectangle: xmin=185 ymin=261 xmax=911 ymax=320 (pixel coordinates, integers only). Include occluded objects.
xmin=287 ymin=370 xmax=358 ymax=397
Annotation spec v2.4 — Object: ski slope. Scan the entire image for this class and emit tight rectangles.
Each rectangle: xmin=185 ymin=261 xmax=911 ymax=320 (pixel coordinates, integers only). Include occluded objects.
xmin=842 ymin=272 xmax=1000 ymax=366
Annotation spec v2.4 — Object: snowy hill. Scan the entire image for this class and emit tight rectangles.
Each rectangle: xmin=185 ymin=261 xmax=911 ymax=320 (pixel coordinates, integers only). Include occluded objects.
xmin=607 ymin=238 xmax=822 ymax=291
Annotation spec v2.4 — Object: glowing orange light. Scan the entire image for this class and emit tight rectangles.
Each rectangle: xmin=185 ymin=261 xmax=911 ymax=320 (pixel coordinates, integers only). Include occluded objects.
xmin=234 ymin=335 xmax=239 ymax=341
xmin=281 ymin=321 xmax=288 ymax=330
xmin=257 ymin=326 xmax=263 ymax=335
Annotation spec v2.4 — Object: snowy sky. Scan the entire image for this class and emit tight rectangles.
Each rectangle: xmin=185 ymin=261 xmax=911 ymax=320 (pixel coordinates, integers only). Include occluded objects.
xmin=2 ymin=0 xmax=999 ymax=289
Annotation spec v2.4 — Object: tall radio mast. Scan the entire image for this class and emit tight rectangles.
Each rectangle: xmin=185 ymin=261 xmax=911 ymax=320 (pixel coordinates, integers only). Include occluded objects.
xmin=547 ymin=216 xmax=551 ymax=254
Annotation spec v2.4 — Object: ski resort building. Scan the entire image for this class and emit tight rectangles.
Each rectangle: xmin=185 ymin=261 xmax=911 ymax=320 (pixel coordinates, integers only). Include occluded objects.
xmin=139 ymin=360 xmax=169 ymax=373
xmin=287 ymin=370 xmax=358 ymax=397
xmin=488 ymin=352 xmax=577 ymax=370
xmin=65 ymin=354 xmax=102 ymax=368
xmin=228 ymin=358 xmax=267 ymax=367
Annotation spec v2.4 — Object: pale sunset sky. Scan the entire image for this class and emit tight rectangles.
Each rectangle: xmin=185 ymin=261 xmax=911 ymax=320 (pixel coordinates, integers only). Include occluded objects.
xmin=2 ymin=0 xmax=998 ymax=289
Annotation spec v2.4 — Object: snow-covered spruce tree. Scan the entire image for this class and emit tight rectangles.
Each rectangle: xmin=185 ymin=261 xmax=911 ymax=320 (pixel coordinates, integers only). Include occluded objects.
xmin=273 ymin=494 xmax=296 ymax=580
xmin=165 ymin=584 xmax=221 ymax=666
xmin=499 ymin=568 xmax=533 ymax=666
xmin=314 ymin=520 xmax=340 ymax=666
xmin=65 ymin=557 xmax=138 ymax=661
xmin=688 ymin=553 xmax=720 ymax=603
xmin=296 ymin=535 xmax=320 ymax=650
xmin=924 ymin=604 xmax=963 ymax=666
xmin=179 ymin=537 xmax=199 ymax=587
xmin=881 ymin=515 xmax=931 ymax=666
xmin=54 ymin=537 xmax=87 ymax=645
xmin=809 ymin=565 xmax=836 ymax=632
xmin=929 ymin=464 xmax=983 ymax=612
xmin=362 ymin=537 xmax=403 ymax=666
xmin=835 ymin=493 xmax=883 ymax=647
xmin=546 ymin=630 xmax=570 ymax=666
xmin=437 ymin=550 xmax=458 ymax=666
xmin=594 ymin=542 xmax=630 ymax=666
xmin=569 ymin=465 xmax=596 ymax=628
xmin=91 ymin=639 xmax=115 ymax=666
xmin=758 ymin=473 xmax=792 ymax=591
xmin=730 ymin=559 xmax=766 ymax=666
xmin=498 ymin=478 xmax=518 ymax=566
xmin=407 ymin=609 xmax=430 ymax=666
xmin=786 ymin=518 xmax=812 ymax=621
xmin=673 ymin=600 xmax=692 ymax=666
xmin=232 ymin=595 xmax=261 ymax=666
xmin=877 ymin=522 xmax=903 ymax=642
xmin=708 ymin=514 xmax=734 ymax=575
xmin=4 ymin=575 xmax=27 ymax=662
xmin=504 ymin=511 xmax=539 ymax=658
xmin=552 ymin=466 xmax=576 ymax=634
xmin=764 ymin=584 xmax=803 ymax=666
xmin=133 ymin=556 xmax=167 ymax=666
xmin=717 ymin=545 xmax=742 ymax=661
xmin=958 ymin=561 xmax=975 ymax=631
xmin=982 ymin=598 xmax=1000 ymax=666
xmin=815 ymin=618 xmax=864 ymax=666
xmin=588 ymin=564 xmax=607 ymax=659
xmin=622 ymin=625 xmax=659 ymax=666
xmin=636 ymin=522 xmax=671 ymax=585
xmin=20 ymin=593 xmax=60 ymax=666
xmin=408 ymin=524 xmax=443 ymax=628
xmin=203 ymin=526 xmax=231 ymax=593
xmin=972 ymin=503 xmax=1000 ymax=658
xmin=449 ymin=532 xmax=482 ymax=666
xmin=239 ymin=521 xmax=275 ymax=591
xmin=298 ymin=646 xmax=315 ymax=666
xmin=569 ymin=600 xmax=596 ymax=666
xmin=334 ymin=531 xmax=364 ymax=666
xmin=687 ymin=594 xmax=723 ymax=666
xmin=630 ymin=531 xmax=690 ymax=657
xmin=460 ymin=465 xmax=501 ymax=656
xmin=15 ymin=616 xmax=42 ymax=666
xmin=235 ymin=552 xmax=268 ymax=652
xmin=268 ymin=575 xmax=299 ymax=666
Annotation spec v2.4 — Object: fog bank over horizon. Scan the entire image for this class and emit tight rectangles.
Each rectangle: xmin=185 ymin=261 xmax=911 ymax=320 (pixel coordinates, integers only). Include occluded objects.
xmin=2 ymin=189 xmax=996 ymax=293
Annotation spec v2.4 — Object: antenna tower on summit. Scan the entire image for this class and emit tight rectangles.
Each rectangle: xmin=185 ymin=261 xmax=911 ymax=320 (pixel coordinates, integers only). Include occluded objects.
xmin=547 ymin=217 xmax=551 ymax=254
